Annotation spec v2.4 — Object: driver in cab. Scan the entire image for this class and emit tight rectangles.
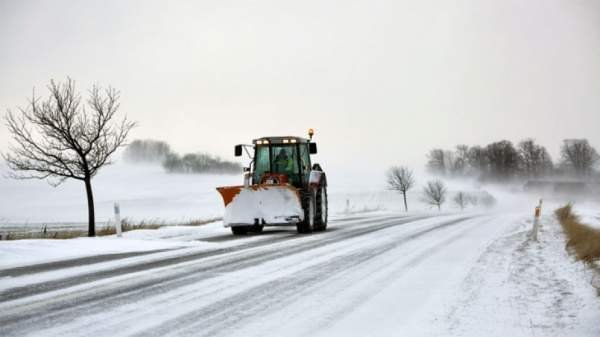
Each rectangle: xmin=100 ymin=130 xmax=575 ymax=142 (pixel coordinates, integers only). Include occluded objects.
xmin=274 ymin=148 xmax=294 ymax=173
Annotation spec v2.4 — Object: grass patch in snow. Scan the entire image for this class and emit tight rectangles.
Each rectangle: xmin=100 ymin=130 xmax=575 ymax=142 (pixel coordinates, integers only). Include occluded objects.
xmin=555 ymin=204 xmax=600 ymax=263
xmin=555 ymin=204 xmax=600 ymax=293
xmin=0 ymin=217 xmax=222 ymax=240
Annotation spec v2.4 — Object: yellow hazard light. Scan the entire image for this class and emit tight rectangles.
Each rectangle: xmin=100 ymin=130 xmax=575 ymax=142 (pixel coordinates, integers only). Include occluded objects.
xmin=290 ymin=139 xmax=297 ymax=143
xmin=308 ymin=128 xmax=314 ymax=139
xmin=283 ymin=139 xmax=289 ymax=144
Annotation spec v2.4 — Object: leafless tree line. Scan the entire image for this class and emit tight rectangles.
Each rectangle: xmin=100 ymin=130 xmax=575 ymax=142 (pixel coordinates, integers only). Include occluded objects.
xmin=427 ymin=138 xmax=599 ymax=180
xmin=162 ymin=152 xmax=241 ymax=174
xmin=123 ymin=139 xmax=242 ymax=174
xmin=123 ymin=139 xmax=172 ymax=163
xmin=388 ymin=166 xmax=447 ymax=211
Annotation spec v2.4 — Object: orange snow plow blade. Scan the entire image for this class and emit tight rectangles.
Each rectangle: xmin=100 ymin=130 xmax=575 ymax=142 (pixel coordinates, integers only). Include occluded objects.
xmin=216 ymin=184 xmax=304 ymax=227
xmin=217 ymin=186 xmax=246 ymax=207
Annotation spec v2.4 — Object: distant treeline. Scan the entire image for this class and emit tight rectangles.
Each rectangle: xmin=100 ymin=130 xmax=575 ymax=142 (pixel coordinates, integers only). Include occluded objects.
xmin=162 ymin=152 xmax=241 ymax=174
xmin=427 ymin=138 xmax=599 ymax=181
xmin=123 ymin=140 xmax=172 ymax=163
xmin=123 ymin=139 xmax=242 ymax=174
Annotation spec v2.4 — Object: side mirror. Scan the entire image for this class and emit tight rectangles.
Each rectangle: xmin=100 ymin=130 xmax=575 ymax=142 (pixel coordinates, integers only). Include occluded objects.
xmin=309 ymin=142 xmax=317 ymax=154
xmin=243 ymin=167 xmax=251 ymax=172
xmin=234 ymin=145 xmax=243 ymax=157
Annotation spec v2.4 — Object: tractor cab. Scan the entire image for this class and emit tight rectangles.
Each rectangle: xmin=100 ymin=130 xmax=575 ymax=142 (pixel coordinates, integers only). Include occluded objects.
xmin=244 ymin=136 xmax=317 ymax=188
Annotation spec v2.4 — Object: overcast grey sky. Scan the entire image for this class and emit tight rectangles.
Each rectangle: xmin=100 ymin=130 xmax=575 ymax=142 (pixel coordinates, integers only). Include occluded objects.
xmin=1 ymin=0 xmax=599 ymax=175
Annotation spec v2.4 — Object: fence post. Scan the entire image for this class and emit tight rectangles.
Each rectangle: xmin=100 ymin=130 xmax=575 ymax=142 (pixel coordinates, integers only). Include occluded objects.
xmin=114 ymin=203 xmax=122 ymax=237
xmin=532 ymin=205 xmax=541 ymax=241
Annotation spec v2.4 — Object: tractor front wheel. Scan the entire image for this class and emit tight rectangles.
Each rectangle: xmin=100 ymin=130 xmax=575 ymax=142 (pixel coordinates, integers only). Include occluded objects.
xmin=231 ymin=226 xmax=249 ymax=235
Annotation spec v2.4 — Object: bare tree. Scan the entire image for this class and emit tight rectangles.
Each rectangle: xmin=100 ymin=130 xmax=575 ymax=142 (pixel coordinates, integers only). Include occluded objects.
xmin=518 ymin=138 xmax=553 ymax=177
xmin=3 ymin=79 xmax=136 ymax=236
xmin=387 ymin=166 xmax=415 ymax=212
xmin=422 ymin=179 xmax=447 ymax=211
xmin=466 ymin=193 xmax=478 ymax=206
xmin=485 ymin=140 xmax=521 ymax=180
xmin=453 ymin=191 xmax=468 ymax=210
xmin=426 ymin=149 xmax=446 ymax=175
xmin=478 ymin=191 xmax=497 ymax=208
xmin=560 ymin=139 xmax=599 ymax=176
xmin=443 ymin=150 xmax=456 ymax=175
xmin=467 ymin=145 xmax=488 ymax=174
xmin=452 ymin=145 xmax=470 ymax=176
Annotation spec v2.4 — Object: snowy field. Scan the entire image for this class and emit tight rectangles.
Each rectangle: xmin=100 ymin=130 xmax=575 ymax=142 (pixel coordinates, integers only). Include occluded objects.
xmin=0 ymin=163 xmax=512 ymax=233
xmin=0 ymin=164 xmax=239 ymax=231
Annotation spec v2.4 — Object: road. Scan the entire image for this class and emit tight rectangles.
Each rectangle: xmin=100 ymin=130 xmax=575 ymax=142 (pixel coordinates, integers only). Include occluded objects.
xmin=1 ymin=211 xmax=596 ymax=337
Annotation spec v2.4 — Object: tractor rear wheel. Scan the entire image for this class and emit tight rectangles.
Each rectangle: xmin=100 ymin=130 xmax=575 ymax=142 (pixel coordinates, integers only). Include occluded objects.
xmin=296 ymin=191 xmax=315 ymax=234
xmin=314 ymin=185 xmax=328 ymax=231
xmin=231 ymin=226 xmax=249 ymax=235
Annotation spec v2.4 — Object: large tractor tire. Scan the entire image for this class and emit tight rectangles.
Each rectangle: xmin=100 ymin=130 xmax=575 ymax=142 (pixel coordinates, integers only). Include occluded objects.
xmin=231 ymin=226 xmax=249 ymax=235
xmin=296 ymin=191 xmax=315 ymax=234
xmin=250 ymin=225 xmax=264 ymax=233
xmin=314 ymin=184 xmax=328 ymax=231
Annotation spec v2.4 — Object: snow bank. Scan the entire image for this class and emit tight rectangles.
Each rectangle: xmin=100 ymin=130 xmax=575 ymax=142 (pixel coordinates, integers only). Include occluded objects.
xmin=573 ymin=203 xmax=600 ymax=229
xmin=435 ymin=213 xmax=600 ymax=337
xmin=0 ymin=220 xmax=238 ymax=270
xmin=0 ymin=236 xmax=194 ymax=269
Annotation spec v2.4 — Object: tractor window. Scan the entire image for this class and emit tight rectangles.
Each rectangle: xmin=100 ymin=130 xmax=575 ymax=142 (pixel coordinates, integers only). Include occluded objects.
xmin=299 ymin=144 xmax=311 ymax=173
xmin=254 ymin=146 xmax=270 ymax=183
xmin=272 ymin=145 xmax=300 ymax=184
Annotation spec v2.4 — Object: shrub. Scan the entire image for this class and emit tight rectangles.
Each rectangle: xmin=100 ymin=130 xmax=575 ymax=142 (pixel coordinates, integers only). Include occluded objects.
xmin=478 ymin=191 xmax=497 ymax=208
xmin=162 ymin=152 xmax=241 ymax=174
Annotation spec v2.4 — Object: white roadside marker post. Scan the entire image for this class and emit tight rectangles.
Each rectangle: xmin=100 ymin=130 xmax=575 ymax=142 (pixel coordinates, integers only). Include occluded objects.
xmin=114 ymin=203 xmax=122 ymax=237
xmin=532 ymin=205 xmax=541 ymax=242
xmin=538 ymin=198 xmax=543 ymax=228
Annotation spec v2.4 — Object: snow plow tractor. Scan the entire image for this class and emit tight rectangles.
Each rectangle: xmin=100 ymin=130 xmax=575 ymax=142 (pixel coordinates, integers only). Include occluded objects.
xmin=217 ymin=130 xmax=328 ymax=235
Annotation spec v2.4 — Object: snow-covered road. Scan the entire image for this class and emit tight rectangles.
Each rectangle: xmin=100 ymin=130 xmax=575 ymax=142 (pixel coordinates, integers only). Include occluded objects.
xmin=1 ymin=212 xmax=599 ymax=337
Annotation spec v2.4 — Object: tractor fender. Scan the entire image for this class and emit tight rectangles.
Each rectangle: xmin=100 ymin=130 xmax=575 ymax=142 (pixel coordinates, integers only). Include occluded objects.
xmin=309 ymin=165 xmax=327 ymax=188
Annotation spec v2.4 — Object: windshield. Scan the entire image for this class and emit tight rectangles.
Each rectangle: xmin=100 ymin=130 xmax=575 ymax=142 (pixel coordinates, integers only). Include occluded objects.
xmin=254 ymin=144 xmax=303 ymax=184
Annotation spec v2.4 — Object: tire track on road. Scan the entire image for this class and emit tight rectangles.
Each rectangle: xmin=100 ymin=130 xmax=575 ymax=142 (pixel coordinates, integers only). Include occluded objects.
xmin=132 ymin=215 xmax=481 ymax=337
xmin=0 ymin=214 xmax=433 ymax=334
xmin=0 ymin=249 xmax=175 ymax=278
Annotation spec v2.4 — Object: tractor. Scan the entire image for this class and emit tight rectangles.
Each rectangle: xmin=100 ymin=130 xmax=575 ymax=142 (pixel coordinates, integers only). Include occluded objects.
xmin=216 ymin=129 xmax=328 ymax=235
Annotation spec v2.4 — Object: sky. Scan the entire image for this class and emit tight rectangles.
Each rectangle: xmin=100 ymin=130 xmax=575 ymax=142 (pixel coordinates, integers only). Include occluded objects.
xmin=1 ymin=0 xmax=599 ymax=177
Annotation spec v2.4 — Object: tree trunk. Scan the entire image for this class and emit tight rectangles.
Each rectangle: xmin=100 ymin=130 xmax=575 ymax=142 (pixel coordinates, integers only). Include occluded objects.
xmin=84 ymin=177 xmax=96 ymax=237
xmin=402 ymin=191 xmax=408 ymax=212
